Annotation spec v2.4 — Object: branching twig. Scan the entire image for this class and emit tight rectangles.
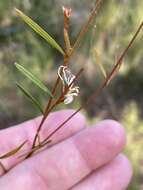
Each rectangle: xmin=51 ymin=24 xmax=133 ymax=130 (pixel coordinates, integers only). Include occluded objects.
xmin=1 ymin=2 xmax=143 ymax=164
xmin=69 ymin=0 xmax=102 ymax=57
xmin=28 ymin=1 xmax=103 ymax=154
xmin=25 ymin=68 xmax=84 ymax=158
xmin=39 ymin=21 xmax=143 ymax=147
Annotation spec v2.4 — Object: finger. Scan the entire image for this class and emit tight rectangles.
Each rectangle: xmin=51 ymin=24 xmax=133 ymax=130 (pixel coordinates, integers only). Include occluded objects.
xmin=71 ymin=154 xmax=132 ymax=190
xmin=0 ymin=120 xmax=126 ymax=190
xmin=0 ymin=109 xmax=86 ymax=176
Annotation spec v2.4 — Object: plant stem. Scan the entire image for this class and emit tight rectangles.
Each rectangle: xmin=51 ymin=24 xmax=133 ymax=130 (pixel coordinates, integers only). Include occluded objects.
xmin=63 ymin=6 xmax=72 ymax=52
xmin=25 ymin=5 xmax=143 ymax=159
xmin=25 ymin=68 xmax=83 ymax=158
xmin=69 ymin=0 xmax=102 ymax=57
xmin=30 ymin=50 xmax=70 ymax=153
xmin=31 ymin=1 xmax=103 ymax=147
xmin=40 ymin=21 xmax=143 ymax=146
xmin=104 ymin=21 xmax=143 ymax=87
xmin=42 ymin=107 xmax=82 ymax=144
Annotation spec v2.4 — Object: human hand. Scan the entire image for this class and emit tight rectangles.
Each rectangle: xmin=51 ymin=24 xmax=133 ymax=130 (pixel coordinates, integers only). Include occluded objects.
xmin=0 ymin=110 xmax=132 ymax=190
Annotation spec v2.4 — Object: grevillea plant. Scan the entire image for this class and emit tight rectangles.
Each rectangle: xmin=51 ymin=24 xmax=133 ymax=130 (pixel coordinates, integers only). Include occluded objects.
xmin=0 ymin=0 xmax=143 ymax=172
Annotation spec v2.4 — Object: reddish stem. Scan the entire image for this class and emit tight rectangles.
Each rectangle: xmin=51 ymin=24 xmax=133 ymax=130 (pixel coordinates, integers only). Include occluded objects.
xmin=25 ymin=68 xmax=84 ymax=158
xmin=41 ymin=21 xmax=143 ymax=145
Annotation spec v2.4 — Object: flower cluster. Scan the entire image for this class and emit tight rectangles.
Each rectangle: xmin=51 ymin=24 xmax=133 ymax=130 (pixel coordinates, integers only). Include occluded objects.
xmin=58 ymin=65 xmax=80 ymax=104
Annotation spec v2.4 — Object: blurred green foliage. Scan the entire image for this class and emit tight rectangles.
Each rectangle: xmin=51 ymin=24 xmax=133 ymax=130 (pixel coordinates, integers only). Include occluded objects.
xmin=0 ymin=0 xmax=143 ymax=189
xmin=122 ymin=103 xmax=143 ymax=190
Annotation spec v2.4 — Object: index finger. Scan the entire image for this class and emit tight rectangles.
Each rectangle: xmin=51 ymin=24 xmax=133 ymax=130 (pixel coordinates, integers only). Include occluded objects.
xmin=0 ymin=120 xmax=126 ymax=190
xmin=0 ymin=109 xmax=86 ymax=175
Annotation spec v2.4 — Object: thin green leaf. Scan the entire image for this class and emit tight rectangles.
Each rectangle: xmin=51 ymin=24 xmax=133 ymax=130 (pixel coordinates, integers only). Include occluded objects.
xmin=15 ymin=63 xmax=53 ymax=98
xmin=15 ymin=8 xmax=65 ymax=55
xmin=93 ymin=48 xmax=107 ymax=78
xmin=0 ymin=141 xmax=27 ymax=159
xmin=17 ymin=83 xmax=44 ymax=114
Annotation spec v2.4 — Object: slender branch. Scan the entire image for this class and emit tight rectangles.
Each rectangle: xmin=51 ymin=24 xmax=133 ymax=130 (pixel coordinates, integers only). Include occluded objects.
xmin=22 ymin=20 xmax=142 ymax=155
xmin=40 ymin=21 xmax=143 ymax=145
xmin=42 ymin=107 xmax=82 ymax=144
xmin=30 ymin=1 xmax=103 ymax=151
xmin=25 ymin=68 xmax=84 ymax=158
xmin=7 ymin=4 xmax=143 ymax=161
xmin=85 ymin=21 xmax=143 ymax=105
xmin=30 ymin=56 xmax=70 ymax=151
xmin=104 ymin=21 xmax=143 ymax=87
xmin=63 ymin=6 xmax=72 ymax=52
xmin=69 ymin=0 xmax=102 ymax=57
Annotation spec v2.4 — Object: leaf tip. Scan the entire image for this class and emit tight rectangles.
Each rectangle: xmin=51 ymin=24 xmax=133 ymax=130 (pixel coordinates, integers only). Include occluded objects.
xmin=15 ymin=8 xmax=21 ymax=14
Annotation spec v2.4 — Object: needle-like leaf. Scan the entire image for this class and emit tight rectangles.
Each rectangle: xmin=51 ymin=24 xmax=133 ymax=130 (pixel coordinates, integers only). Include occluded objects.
xmin=15 ymin=8 xmax=65 ymax=55
xmin=15 ymin=63 xmax=53 ymax=98
xmin=93 ymin=48 xmax=107 ymax=78
xmin=17 ymin=83 xmax=44 ymax=114
xmin=0 ymin=141 xmax=27 ymax=159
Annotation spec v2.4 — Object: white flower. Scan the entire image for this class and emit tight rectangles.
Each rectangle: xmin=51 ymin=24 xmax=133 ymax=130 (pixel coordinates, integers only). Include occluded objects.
xmin=58 ymin=65 xmax=80 ymax=104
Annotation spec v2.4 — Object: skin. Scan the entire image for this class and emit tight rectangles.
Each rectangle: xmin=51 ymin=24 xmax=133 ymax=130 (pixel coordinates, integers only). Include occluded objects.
xmin=0 ymin=109 xmax=132 ymax=190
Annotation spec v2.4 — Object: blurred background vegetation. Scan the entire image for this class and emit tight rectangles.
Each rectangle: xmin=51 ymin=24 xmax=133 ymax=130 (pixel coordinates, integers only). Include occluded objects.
xmin=0 ymin=0 xmax=143 ymax=189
